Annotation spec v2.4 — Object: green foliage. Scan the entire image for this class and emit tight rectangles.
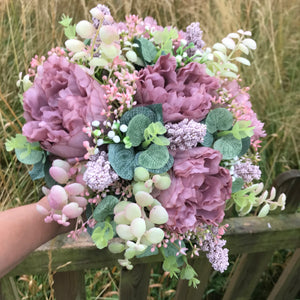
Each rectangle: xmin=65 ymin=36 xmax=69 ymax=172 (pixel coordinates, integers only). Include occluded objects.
xmin=218 ymin=120 xmax=255 ymax=140
xmin=201 ymin=131 xmax=214 ymax=147
xmin=213 ymin=134 xmax=242 ymax=160
xmin=143 ymin=122 xmax=170 ymax=148
xmin=147 ymin=104 xmax=164 ymax=123
xmin=206 ymin=108 xmax=233 ymax=134
xmin=153 ymin=28 xmax=178 ymax=59
xmin=134 ymin=37 xmax=157 ymax=65
xmin=93 ymin=196 xmax=119 ymax=223
xmin=231 ymin=177 xmax=244 ymax=193
xmin=238 ymin=137 xmax=251 ymax=157
xmin=162 ymin=256 xmax=180 ymax=278
xmin=59 ymin=14 xmax=76 ymax=39
xmin=108 ymin=143 xmax=135 ymax=180
xmin=29 ymin=160 xmax=45 ymax=180
xmin=5 ymin=134 xmax=45 ymax=165
xmin=138 ymin=144 xmax=169 ymax=169
xmin=126 ymin=114 xmax=151 ymax=147
xmin=180 ymin=259 xmax=200 ymax=288
xmin=91 ymin=221 xmax=114 ymax=250
xmin=120 ymin=106 xmax=157 ymax=125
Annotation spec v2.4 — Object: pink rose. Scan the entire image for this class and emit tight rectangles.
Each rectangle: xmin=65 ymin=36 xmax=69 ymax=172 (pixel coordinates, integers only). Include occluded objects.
xmin=22 ymin=55 xmax=107 ymax=159
xmin=157 ymin=147 xmax=232 ymax=233
xmin=135 ymin=55 xmax=219 ymax=122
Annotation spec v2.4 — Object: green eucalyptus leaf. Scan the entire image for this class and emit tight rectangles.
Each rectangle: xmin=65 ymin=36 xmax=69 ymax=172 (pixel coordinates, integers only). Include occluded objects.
xmin=147 ymin=104 xmax=163 ymax=123
xmin=91 ymin=221 xmax=114 ymax=249
xmin=232 ymin=177 xmax=244 ymax=193
xmin=15 ymin=147 xmax=43 ymax=165
xmin=201 ymin=132 xmax=214 ymax=147
xmin=138 ymin=144 xmax=169 ymax=169
xmin=135 ymin=37 xmax=157 ymax=63
xmin=120 ymin=106 xmax=156 ymax=125
xmin=213 ymin=135 xmax=242 ymax=160
xmin=206 ymin=108 xmax=233 ymax=133
xmin=238 ymin=137 xmax=251 ymax=157
xmin=29 ymin=159 xmax=45 ymax=180
xmin=93 ymin=195 xmax=119 ymax=223
xmin=127 ymin=114 xmax=151 ymax=147
xmin=108 ymin=143 xmax=135 ymax=180
xmin=152 ymin=135 xmax=170 ymax=146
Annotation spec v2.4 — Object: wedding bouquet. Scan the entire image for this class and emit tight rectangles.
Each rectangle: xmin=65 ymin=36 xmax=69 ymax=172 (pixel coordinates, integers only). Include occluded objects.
xmin=6 ymin=3 xmax=286 ymax=286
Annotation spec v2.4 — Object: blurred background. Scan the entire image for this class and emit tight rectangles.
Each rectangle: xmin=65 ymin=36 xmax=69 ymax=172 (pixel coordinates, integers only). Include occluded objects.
xmin=0 ymin=0 xmax=299 ymax=298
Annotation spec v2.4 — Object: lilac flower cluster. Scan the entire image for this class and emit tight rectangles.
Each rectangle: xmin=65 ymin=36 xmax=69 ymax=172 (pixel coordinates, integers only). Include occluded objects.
xmin=83 ymin=151 xmax=119 ymax=192
xmin=91 ymin=4 xmax=112 ymax=28
xmin=165 ymin=119 xmax=207 ymax=151
xmin=185 ymin=22 xmax=205 ymax=56
xmin=234 ymin=160 xmax=261 ymax=183
xmin=201 ymin=228 xmax=229 ymax=273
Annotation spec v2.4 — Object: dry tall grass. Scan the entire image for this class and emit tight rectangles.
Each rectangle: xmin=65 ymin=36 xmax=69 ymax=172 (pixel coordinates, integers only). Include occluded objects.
xmin=0 ymin=0 xmax=299 ymax=298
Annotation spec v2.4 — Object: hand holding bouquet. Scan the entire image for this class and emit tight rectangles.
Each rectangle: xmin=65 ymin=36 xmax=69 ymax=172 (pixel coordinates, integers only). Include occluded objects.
xmin=6 ymin=3 xmax=286 ymax=286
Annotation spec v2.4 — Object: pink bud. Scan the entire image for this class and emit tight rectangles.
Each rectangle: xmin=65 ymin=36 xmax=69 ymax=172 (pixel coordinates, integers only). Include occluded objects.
xmin=53 ymin=214 xmax=62 ymax=221
xmin=48 ymin=185 xmax=68 ymax=210
xmin=49 ymin=166 xmax=69 ymax=184
xmin=52 ymin=159 xmax=71 ymax=172
xmin=65 ymin=183 xmax=85 ymax=196
xmin=70 ymin=196 xmax=88 ymax=207
xmin=62 ymin=202 xmax=83 ymax=219
xmin=42 ymin=186 xmax=50 ymax=196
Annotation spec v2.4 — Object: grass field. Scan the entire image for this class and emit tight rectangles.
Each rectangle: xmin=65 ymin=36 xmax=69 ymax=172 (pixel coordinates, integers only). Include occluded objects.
xmin=0 ymin=0 xmax=299 ymax=298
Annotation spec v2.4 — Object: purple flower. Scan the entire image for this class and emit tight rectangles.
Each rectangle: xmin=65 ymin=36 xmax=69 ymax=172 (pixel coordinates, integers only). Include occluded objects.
xmin=185 ymin=22 xmax=205 ymax=56
xmin=22 ymin=55 xmax=107 ymax=159
xmin=157 ymin=147 xmax=232 ymax=233
xmin=234 ymin=160 xmax=261 ymax=183
xmin=135 ymin=55 xmax=219 ymax=123
xmin=83 ymin=151 xmax=119 ymax=192
xmin=165 ymin=119 xmax=207 ymax=151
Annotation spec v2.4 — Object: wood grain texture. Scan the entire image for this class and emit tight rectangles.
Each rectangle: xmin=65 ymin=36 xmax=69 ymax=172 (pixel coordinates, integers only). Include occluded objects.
xmin=5 ymin=213 xmax=300 ymax=276
xmin=174 ymin=257 xmax=213 ymax=300
xmin=223 ymin=251 xmax=274 ymax=300
xmin=119 ymin=264 xmax=151 ymax=300
xmin=53 ymin=270 xmax=86 ymax=300
xmin=267 ymin=248 xmax=300 ymax=300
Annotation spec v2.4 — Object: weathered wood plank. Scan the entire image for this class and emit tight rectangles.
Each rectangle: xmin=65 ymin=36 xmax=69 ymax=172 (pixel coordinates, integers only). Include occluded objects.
xmin=119 ymin=264 xmax=152 ymax=300
xmin=223 ymin=251 xmax=274 ymax=300
xmin=0 ymin=277 xmax=20 ymax=300
xmin=174 ymin=257 xmax=213 ymax=300
xmin=53 ymin=270 xmax=86 ymax=300
xmin=5 ymin=213 xmax=300 ymax=276
xmin=267 ymin=248 xmax=300 ymax=300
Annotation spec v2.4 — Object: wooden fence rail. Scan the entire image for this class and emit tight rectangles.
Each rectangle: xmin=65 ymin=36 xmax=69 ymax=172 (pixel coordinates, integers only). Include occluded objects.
xmin=1 ymin=170 xmax=300 ymax=300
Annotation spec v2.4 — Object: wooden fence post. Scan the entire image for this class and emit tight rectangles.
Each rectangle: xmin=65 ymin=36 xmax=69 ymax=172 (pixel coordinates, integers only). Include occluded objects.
xmin=119 ymin=264 xmax=152 ymax=300
xmin=174 ymin=257 xmax=212 ymax=300
xmin=53 ymin=270 xmax=86 ymax=300
xmin=223 ymin=170 xmax=300 ymax=300
xmin=267 ymin=248 xmax=300 ymax=300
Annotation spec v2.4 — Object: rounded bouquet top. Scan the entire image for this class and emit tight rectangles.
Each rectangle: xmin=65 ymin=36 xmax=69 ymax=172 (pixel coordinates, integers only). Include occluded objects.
xmin=6 ymin=3 xmax=286 ymax=285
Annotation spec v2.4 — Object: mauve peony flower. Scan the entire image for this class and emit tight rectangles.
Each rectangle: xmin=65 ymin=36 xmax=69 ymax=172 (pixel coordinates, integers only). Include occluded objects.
xmin=157 ymin=147 xmax=232 ymax=233
xmin=135 ymin=55 xmax=219 ymax=122
xmin=22 ymin=55 xmax=107 ymax=159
